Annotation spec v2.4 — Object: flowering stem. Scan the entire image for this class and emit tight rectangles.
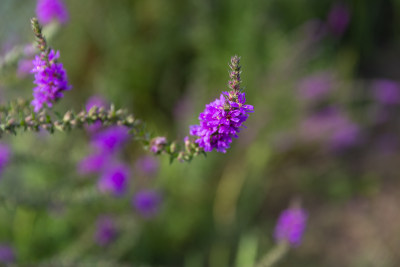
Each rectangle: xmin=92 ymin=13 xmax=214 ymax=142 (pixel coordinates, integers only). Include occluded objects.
xmin=256 ymin=242 xmax=290 ymax=267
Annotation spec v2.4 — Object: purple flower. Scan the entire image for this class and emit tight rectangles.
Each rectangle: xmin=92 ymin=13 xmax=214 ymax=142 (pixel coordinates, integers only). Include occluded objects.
xmin=150 ymin=137 xmax=167 ymax=154
xmin=17 ymin=59 xmax=34 ymax=77
xmin=132 ymin=190 xmax=162 ymax=218
xmin=98 ymin=164 xmax=130 ymax=196
xmin=372 ymin=79 xmax=400 ymax=105
xmin=77 ymin=153 xmax=110 ymax=175
xmin=36 ymin=0 xmax=69 ymax=25
xmin=91 ymin=126 xmax=130 ymax=153
xmin=94 ymin=216 xmax=117 ymax=246
xmin=297 ymin=72 xmax=334 ymax=101
xmin=31 ymin=49 xmax=71 ymax=112
xmin=327 ymin=3 xmax=350 ymax=36
xmin=0 ymin=144 xmax=10 ymax=173
xmin=0 ymin=244 xmax=15 ymax=264
xmin=274 ymin=208 xmax=307 ymax=247
xmin=190 ymin=91 xmax=254 ymax=153
xmin=135 ymin=156 xmax=159 ymax=176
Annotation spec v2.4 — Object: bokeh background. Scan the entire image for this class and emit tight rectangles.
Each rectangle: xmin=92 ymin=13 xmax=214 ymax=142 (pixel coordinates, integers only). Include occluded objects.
xmin=1 ymin=0 xmax=400 ymax=266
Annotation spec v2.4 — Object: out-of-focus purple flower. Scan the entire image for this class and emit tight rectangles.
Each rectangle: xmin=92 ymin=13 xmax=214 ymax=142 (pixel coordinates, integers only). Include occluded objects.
xmin=98 ymin=164 xmax=130 ymax=196
xmin=91 ymin=126 xmax=130 ymax=153
xmin=85 ymin=96 xmax=109 ymax=134
xmin=190 ymin=92 xmax=254 ymax=153
xmin=372 ymin=79 xmax=400 ymax=105
xmin=297 ymin=72 xmax=334 ymax=101
xmin=0 ymin=144 xmax=10 ymax=173
xmin=77 ymin=153 xmax=110 ymax=175
xmin=0 ymin=244 xmax=15 ymax=264
xmin=94 ymin=216 xmax=117 ymax=246
xmin=274 ymin=207 xmax=307 ymax=247
xmin=36 ymin=0 xmax=69 ymax=25
xmin=31 ymin=49 xmax=71 ymax=112
xmin=135 ymin=156 xmax=159 ymax=176
xmin=330 ymin=122 xmax=360 ymax=151
xmin=327 ymin=3 xmax=350 ymax=36
xmin=132 ymin=190 xmax=162 ymax=218
xmin=17 ymin=59 xmax=34 ymax=77
xmin=150 ymin=137 xmax=167 ymax=154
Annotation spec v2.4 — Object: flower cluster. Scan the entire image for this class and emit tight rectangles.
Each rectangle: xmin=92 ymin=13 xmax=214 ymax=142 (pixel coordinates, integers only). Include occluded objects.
xmin=190 ymin=56 xmax=254 ymax=153
xmin=31 ymin=49 xmax=71 ymax=112
xmin=274 ymin=207 xmax=307 ymax=247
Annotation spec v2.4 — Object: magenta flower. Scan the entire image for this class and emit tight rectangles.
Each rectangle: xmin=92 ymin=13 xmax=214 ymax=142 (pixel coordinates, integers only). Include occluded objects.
xmin=94 ymin=216 xmax=117 ymax=246
xmin=0 ymin=144 xmax=11 ymax=174
xmin=91 ymin=126 xmax=130 ymax=153
xmin=31 ymin=49 xmax=71 ymax=112
xmin=98 ymin=164 xmax=130 ymax=196
xmin=190 ymin=91 xmax=254 ymax=153
xmin=372 ymin=79 xmax=400 ymax=105
xmin=150 ymin=137 xmax=167 ymax=154
xmin=132 ymin=190 xmax=162 ymax=218
xmin=0 ymin=244 xmax=15 ymax=264
xmin=274 ymin=208 xmax=307 ymax=246
xmin=36 ymin=0 xmax=69 ymax=25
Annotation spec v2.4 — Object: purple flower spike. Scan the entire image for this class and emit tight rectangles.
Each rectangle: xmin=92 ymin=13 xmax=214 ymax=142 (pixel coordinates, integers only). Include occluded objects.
xmin=132 ymin=190 xmax=162 ymax=218
xmin=274 ymin=207 xmax=307 ymax=247
xmin=190 ymin=92 xmax=254 ymax=153
xmin=372 ymin=79 xmax=400 ymax=105
xmin=0 ymin=244 xmax=15 ymax=264
xmin=94 ymin=216 xmax=117 ymax=246
xmin=31 ymin=49 xmax=71 ymax=112
xmin=0 ymin=144 xmax=11 ymax=174
xmin=328 ymin=3 xmax=350 ymax=36
xmin=77 ymin=153 xmax=109 ymax=175
xmin=91 ymin=126 xmax=130 ymax=153
xmin=98 ymin=164 xmax=130 ymax=196
xmin=36 ymin=0 xmax=69 ymax=25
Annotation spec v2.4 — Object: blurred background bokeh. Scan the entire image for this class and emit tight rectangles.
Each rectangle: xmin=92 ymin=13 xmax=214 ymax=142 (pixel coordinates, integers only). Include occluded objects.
xmin=1 ymin=0 xmax=400 ymax=266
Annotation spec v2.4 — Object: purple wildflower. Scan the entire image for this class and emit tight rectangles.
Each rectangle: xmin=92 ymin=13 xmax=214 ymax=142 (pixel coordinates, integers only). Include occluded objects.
xmin=297 ymin=72 xmax=334 ymax=101
xmin=0 ymin=244 xmax=15 ymax=264
xmin=372 ymin=79 xmax=400 ymax=105
xmin=190 ymin=56 xmax=254 ymax=153
xmin=17 ymin=59 xmax=34 ymax=77
xmin=135 ymin=156 xmax=159 ymax=176
xmin=0 ymin=144 xmax=11 ymax=174
xmin=77 ymin=153 xmax=110 ymax=175
xmin=274 ymin=208 xmax=307 ymax=247
xmin=132 ymin=190 xmax=162 ymax=218
xmin=36 ymin=0 xmax=69 ymax=25
xmin=98 ymin=164 xmax=130 ymax=196
xmin=91 ymin=126 xmax=130 ymax=153
xmin=94 ymin=216 xmax=117 ymax=246
xmin=31 ymin=49 xmax=71 ymax=112
xmin=327 ymin=3 xmax=350 ymax=36
xmin=150 ymin=137 xmax=167 ymax=154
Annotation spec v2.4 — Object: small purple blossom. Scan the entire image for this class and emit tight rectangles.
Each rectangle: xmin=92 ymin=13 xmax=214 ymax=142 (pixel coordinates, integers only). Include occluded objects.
xmin=91 ymin=126 xmax=130 ymax=153
xmin=31 ymin=49 xmax=71 ymax=112
xmin=77 ymin=153 xmax=110 ymax=175
xmin=372 ymin=79 xmax=400 ymax=105
xmin=132 ymin=190 xmax=162 ymax=218
xmin=98 ymin=164 xmax=130 ymax=196
xmin=135 ymin=156 xmax=159 ymax=176
xmin=0 ymin=144 xmax=11 ymax=174
xmin=150 ymin=137 xmax=167 ymax=154
xmin=94 ymin=216 xmax=117 ymax=246
xmin=297 ymin=72 xmax=334 ymax=101
xmin=36 ymin=0 xmax=69 ymax=25
xmin=327 ymin=3 xmax=350 ymax=36
xmin=274 ymin=207 xmax=307 ymax=247
xmin=190 ymin=92 xmax=254 ymax=153
xmin=0 ymin=244 xmax=15 ymax=264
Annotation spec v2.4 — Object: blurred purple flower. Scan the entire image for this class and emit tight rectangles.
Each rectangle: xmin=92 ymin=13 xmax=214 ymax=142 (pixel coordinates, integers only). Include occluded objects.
xmin=327 ymin=3 xmax=350 ymax=36
xmin=0 ymin=244 xmax=15 ymax=264
xmin=77 ymin=153 xmax=110 ymax=175
xmin=94 ymin=216 xmax=117 ymax=246
xmin=133 ymin=190 xmax=162 ymax=218
xmin=297 ymin=72 xmax=334 ymax=101
xmin=17 ymin=59 xmax=34 ymax=77
xmin=0 ymin=144 xmax=10 ymax=173
xmin=98 ymin=164 xmax=130 ymax=196
xmin=36 ymin=0 xmax=69 ymax=25
xmin=135 ymin=156 xmax=159 ymax=176
xmin=150 ymin=137 xmax=167 ymax=154
xmin=372 ymin=79 xmax=400 ymax=105
xmin=274 ymin=207 xmax=307 ymax=247
xmin=85 ymin=96 xmax=109 ymax=134
xmin=91 ymin=126 xmax=130 ymax=153
xmin=31 ymin=49 xmax=71 ymax=112
xmin=330 ymin=122 xmax=360 ymax=151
